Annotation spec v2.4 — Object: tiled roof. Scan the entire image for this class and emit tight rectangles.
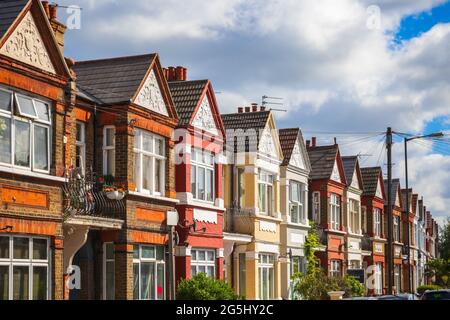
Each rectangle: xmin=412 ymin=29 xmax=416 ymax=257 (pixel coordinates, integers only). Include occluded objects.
xmin=361 ymin=167 xmax=382 ymax=197
xmin=0 ymin=0 xmax=28 ymax=40
xmin=384 ymin=178 xmax=401 ymax=206
xmin=221 ymin=111 xmax=270 ymax=152
xmin=168 ymin=80 xmax=208 ymax=126
xmin=307 ymin=145 xmax=338 ymax=180
xmin=342 ymin=156 xmax=358 ymax=187
xmin=73 ymin=54 xmax=156 ymax=105
xmin=279 ymin=128 xmax=299 ymax=166
xmin=411 ymin=194 xmax=419 ymax=214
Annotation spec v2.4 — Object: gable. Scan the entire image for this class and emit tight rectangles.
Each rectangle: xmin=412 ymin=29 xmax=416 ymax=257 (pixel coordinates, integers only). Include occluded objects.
xmin=259 ymin=127 xmax=278 ymax=156
xmin=191 ymin=94 xmax=218 ymax=134
xmin=351 ymin=169 xmax=360 ymax=189
xmin=134 ymin=68 xmax=169 ymax=116
xmin=331 ymin=160 xmax=342 ymax=183
xmin=0 ymin=10 xmax=55 ymax=74
xmin=395 ymin=188 xmax=401 ymax=208
xmin=289 ymin=138 xmax=305 ymax=169
xmin=375 ymin=178 xmax=383 ymax=199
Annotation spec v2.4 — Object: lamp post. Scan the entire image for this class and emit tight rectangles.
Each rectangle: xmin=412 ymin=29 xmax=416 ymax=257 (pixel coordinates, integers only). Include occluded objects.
xmin=167 ymin=210 xmax=179 ymax=300
xmin=402 ymin=132 xmax=443 ymax=293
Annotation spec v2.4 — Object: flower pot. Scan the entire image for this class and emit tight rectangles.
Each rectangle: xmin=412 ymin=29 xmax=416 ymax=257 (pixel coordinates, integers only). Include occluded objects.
xmin=105 ymin=190 xmax=119 ymax=200
xmin=116 ymin=191 xmax=125 ymax=201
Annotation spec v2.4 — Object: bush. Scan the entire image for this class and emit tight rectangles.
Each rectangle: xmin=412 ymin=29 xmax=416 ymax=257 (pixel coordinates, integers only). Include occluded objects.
xmin=340 ymin=276 xmax=365 ymax=298
xmin=177 ymin=273 xmax=242 ymax=300
xmin=417 ymin=284 xmax=442 ymax=296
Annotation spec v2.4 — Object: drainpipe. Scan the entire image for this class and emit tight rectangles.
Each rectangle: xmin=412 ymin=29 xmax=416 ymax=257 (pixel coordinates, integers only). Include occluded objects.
xmin=93 ymin=104 xmax=97 ymax=172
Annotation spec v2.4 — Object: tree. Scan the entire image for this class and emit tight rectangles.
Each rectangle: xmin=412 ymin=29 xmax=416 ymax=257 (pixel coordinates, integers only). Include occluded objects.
xmin=176 ymin=273 xmax=242 ymax=300
xmin=425 ymin=259 xmax=450 ymax=288
xmin=439 ymin=218 xmax=450 ymax=260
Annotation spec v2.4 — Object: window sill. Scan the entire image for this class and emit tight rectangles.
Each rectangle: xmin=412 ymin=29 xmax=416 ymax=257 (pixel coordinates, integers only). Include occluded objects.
xmin=0 ymin=165 xmax=65 ymax=182
xmin=128 ymin=191 xmax=180 ymax=204
xmin=288 ymin=222 xmax=310 ymax=228
xmin=347 ymin=232 xmax=364 ymax=237
xmin=325 ymin=229 xmax=347 ymax=235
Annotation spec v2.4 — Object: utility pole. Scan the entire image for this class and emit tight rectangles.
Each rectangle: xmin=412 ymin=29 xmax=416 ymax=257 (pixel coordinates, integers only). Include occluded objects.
xmin=404 ymin=138 xmax=413 ymax=294
xmin=386 ymin=127 xmax=393 ymax=295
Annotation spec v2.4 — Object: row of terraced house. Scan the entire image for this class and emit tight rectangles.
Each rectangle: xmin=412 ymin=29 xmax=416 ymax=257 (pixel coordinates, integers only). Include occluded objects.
xmin=0 ymin=0 xmax=440 ymax=300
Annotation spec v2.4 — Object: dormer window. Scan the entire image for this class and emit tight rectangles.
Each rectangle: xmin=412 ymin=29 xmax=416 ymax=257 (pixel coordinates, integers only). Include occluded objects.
xmin=0 ymin=87 xmax=51 ymax=174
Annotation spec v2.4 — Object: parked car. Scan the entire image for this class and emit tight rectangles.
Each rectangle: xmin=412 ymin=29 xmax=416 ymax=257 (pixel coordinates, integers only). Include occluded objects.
xmin=421 ymin=290 xmax=450 ymax=300
xmin=376 ymin=294 xmax=418 ymax=300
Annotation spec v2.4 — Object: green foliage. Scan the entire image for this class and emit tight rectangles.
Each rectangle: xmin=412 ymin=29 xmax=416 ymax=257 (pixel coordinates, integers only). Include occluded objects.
xmin=304 ymin=222 xmax=320 ymax=275
xmin=340 ymin=276 xmax=365 ymax=298
xmin=425 ymin=259 xmax=450 ymax=288
xmin=417 ymin=284 xmax=443 ymax=296
xmin=176 ymin=273 xmax=242 ymax=300
xmin=439 ymin=218 xmax=450 ymax=260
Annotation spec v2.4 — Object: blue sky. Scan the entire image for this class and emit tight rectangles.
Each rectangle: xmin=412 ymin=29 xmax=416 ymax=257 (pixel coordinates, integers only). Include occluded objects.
xmin=59 ymin=0 xmax=450 ymax=224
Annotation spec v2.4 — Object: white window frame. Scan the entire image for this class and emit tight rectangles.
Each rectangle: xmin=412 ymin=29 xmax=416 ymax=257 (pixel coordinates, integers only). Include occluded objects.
xmin=329 ymin=194 xmax=341 ymax=231
xmin=102 ymin=242 xmax=115 ymax=300
xmin=348 ymin=199 xmax=361 ymax=235
xmin=394 ymin=216 xmax=400 ymax=242
xmin=361 ymin=206 xmax=367 ymax=233
xmin=0 ymin=235 xmax=51 ymax=300
xmin=133 ymin=129 xmax=166 ymax=196
xmin=312 ymin=191 xmax=320 ymax=223
xmin=190 ymin=249 xmax=216 ymax=278
xmin=289 ymin=181 xmax=306 ymax=225
xmin=374 ymin=263 xmax=383 ymax=295
xmin=258 ymin=170 xmax=274 ymax=216
xmin=103 ymin=126 xmax=115 ymax=176
xmin=258 ymin=253 xmax=275 ymax=300
xmin=330 ymin=260 xmax=341 ymax=278
xmin=132 ymin=245 xmax=165 ymax=301
xmin=374 ymin=208 xmax=382 ymax=238
xmin=0 ymin=87 xmax=51 ymax=174
xmin=191 ymin=149 xmax=215 ymax=203
xmin=76 ymin=121 xmax=86 ymax=175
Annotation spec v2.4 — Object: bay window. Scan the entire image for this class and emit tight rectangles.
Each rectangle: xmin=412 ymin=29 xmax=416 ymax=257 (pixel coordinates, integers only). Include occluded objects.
xmin=258 ymin=254 xmax=275 ymax=300
xmin=0 ymin=88 xmax=51 ymax=173
xmin=0 ymin=235 xmax=50 ymax=300
xmin=191 ymin=149 xmax=215 ymax=202
xmin=76 ymin=122 xmax=86 ymax=175
xmin=258 ymin=170 xmax=274 ymax=216
xmin=290 ymin=181 xmax=306 ymax=224
xmin=291 ymin=256 xmax=307 ymax=275
xmin=133 ymin=245 xmax=165 ymax=300
xmin=349 ymin=199 xmax=360 ymax=234
xmin=103 ymin=126 xmax=115 ymax=176
xmin=312 ymin=192 xmax=320 ymax=223
xmin=374 ymin=208 xmax=382 ymax=238
xmin=191 ymin=249 xmax=215 ymax=278
xmin=133 ymin=129 xmax=165 ymax=195
xmin=330 ymin=260 xmax=341 ymax=278
xmin=329 ymin=194 xmax=341 ymax=231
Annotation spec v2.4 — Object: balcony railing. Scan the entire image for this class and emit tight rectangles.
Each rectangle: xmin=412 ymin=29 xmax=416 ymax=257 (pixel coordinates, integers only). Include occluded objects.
xmin=62 ymin=167 xmax=126 ymax=220
xmin=223 ymin=205 xmax=254 ymax=234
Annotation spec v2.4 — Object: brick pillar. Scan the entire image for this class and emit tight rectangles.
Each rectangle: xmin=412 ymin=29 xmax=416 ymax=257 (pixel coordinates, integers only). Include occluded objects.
xmin=216 ymin=248 xmax=224 ymax=280
xmin=53 ymin=237 xmax=65 ymax=300
xmin=175 ymin=246 xmax=191 ymax=287
xmin=115 ymin=243 xmax=133 ymax=300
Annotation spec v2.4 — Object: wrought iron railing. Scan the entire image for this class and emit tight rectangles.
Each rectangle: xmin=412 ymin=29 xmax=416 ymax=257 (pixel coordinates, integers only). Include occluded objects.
xmin=62 ymin=167 xmax=126 ymax=220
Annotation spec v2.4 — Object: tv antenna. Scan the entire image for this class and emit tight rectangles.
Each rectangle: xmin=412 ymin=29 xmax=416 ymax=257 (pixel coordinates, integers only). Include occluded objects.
xmin=262 ymin=95 xmax=287 ymax=112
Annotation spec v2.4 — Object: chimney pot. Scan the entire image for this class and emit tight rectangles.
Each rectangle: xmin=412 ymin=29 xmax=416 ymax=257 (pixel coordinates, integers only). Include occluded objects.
xmin=182 ymin=67 xmax=187 ymax=81
xmin=245 ymin=107 xmax=251 ymax=113
xmin=252 ymin=104 xmax=258 ymax=112
xmin=168 ymin=67 xmax=176 ymax=82
xmin=42 ymin=1 xmax=50 ymax=18
xmin=312 ymin=137 xmax=316 ymax=147
xmin=306 ymin=140 xmax=311 ymax=148
xmin=49 ymin=4 xmax=57 ymax=20
xmin=334 ymin=137 xmax=337 ymax=145
xmin=260 ymin=106 xmax=266 ymax=111
xmin=238 ymin=107 xmax=244 ymax=113
xmin=176 ymin=66 xmax=184 ymax=81
xmin=162 ymin=68 xmax=169 ymax=80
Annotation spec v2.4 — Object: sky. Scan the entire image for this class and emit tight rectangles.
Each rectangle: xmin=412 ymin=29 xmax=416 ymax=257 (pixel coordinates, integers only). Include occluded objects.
xmin=57 ymin=0 xmax=450 ymax=225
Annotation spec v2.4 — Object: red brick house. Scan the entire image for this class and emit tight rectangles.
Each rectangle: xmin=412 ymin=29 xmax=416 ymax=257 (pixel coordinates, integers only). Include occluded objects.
xmin=0 ymin=0 xmax=72 ymax=300
xmin=361 ymin=167 xmax=386 ymax=295
xmin=72 ymin=53 xmax=179 ymax=300
xmin=307 ymin=140 xmax=347 ymax=278
xmin=166 ymin=69 xmax=226 ymax=284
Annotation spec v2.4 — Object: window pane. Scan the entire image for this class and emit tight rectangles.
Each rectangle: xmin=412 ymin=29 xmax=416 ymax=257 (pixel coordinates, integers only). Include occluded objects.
xmin=191 ymin=166 xmax=197 ymax=199
xmin=106 ymin=261 xmax=115 ymax=300
xmin=134 ymin=130 xmax=141 ymax=149
xmin=0 ymin=236 xmax=9 ymax=258
xmin=143 ymin=133 xmax=153 ymax=152
xmin=0 ymin=90 xmax=11 ymax=112
xmin=141 ymin=246 xmax=155 ymax=259
xmin=32 ymin=266 xmax=47 ymax=300
xmin=155 ymin=139 xmax=164 ymax=156
xmin=105 ymin=128 xmax=115 ymax=147
xmin=133 ymin=263 xmax=139 ymax=300
xmin=156 ymin=263 xmax=164 ymax=300
xmin=206 ymin=169 xmax=213 ymax=202
xmin=290 ymin=204 xmax=299 ymax=224
xmin=13 ymin=266 xmax=29 ymax=300
xmin=191 ymin=266 xmax=196 ymax=277
xmin=134 ymin=153 xmax=140 ymax=190
xmin=198 ymin=266 xmax=206 ymax=274
xmin=0 ymin=266 xmax=8 ymax=300
xmin=141 ymin=263 xmax=155 ymax=300
xmin=105 ymin=243 xmax=114 ymax=260
xmin=198 ymin=250 xmax=206 ymax=261
xmin=207 ymin=266 xmax=215 ymax=278
xmin=155 ymin=246 xmax=164 ymax=261
xmin=155 ymin=159 xmax=162 ymax=193
xmin=14 ymin=120 xmax=30 ymax=167
xmin=191 ymin=250 xmax=197 ymax=261
xmin=268 ymin=185 xmax=273 ymax=215
xmin=106 ymin=149 xmax=115 ymax=175
xmin=17 ymin=95 xmax=36 ymax=117
xmin=0 ymin=117 xmax=11 ymax=164
xmin=34 ymin=101 xmax=50 ymax=122
xmin=207 ymin=250 xmax=215 ymax=261
xmin=13 ymin=237 xmax=29 ymax=259
xmin=142 ymin=155 xmax=152 ymax=191
xmin=33 ymin=239 xmax=47 ymax=260
xmin=34 ymin=126 xmax=49 ymax=171
xmin=198 ymin=167 xmax=205 ymax=200
xmin=76 ymin=122 xmax=84 ymax=142
xmin=133 ymin=246 xmax=139 ymax=260
xmin=259 ymin=184 xmax=266 ymax=214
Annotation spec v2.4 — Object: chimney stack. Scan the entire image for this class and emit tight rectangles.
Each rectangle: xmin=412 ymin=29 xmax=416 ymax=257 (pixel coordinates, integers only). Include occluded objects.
xmin=334 ymin=137 xmax=337 ymax=145
xmin=42 ymin=1 xmax=50 ymax=18
xmin=245 ymin=107 xmax=251 ymax=113
xmin=251 ymin=103 xmax=258 ymax=112
xmin=260 ymin=106 xmax=266 ymax=111
xmin=49 ymin=4 xmax=57 ymax=20
xmin=312 ymin=137 xmax=316 ymax=147
xmin=165 ymin=66 xmax=188 ymax=81
xmin=238 ymin=107 xmax=244 ymax=113
xmin=306 ymin=140 xmax=311 ymax=148
xmin=43 ymin=3 xmax=66 ymax=55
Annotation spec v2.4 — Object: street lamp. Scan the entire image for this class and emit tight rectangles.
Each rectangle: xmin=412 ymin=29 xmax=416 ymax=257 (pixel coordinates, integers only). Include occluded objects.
xmin=403 ymin=132 xmax=443 ymax=294
xmin=167 ymin=210 xmax=179 ymax=300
